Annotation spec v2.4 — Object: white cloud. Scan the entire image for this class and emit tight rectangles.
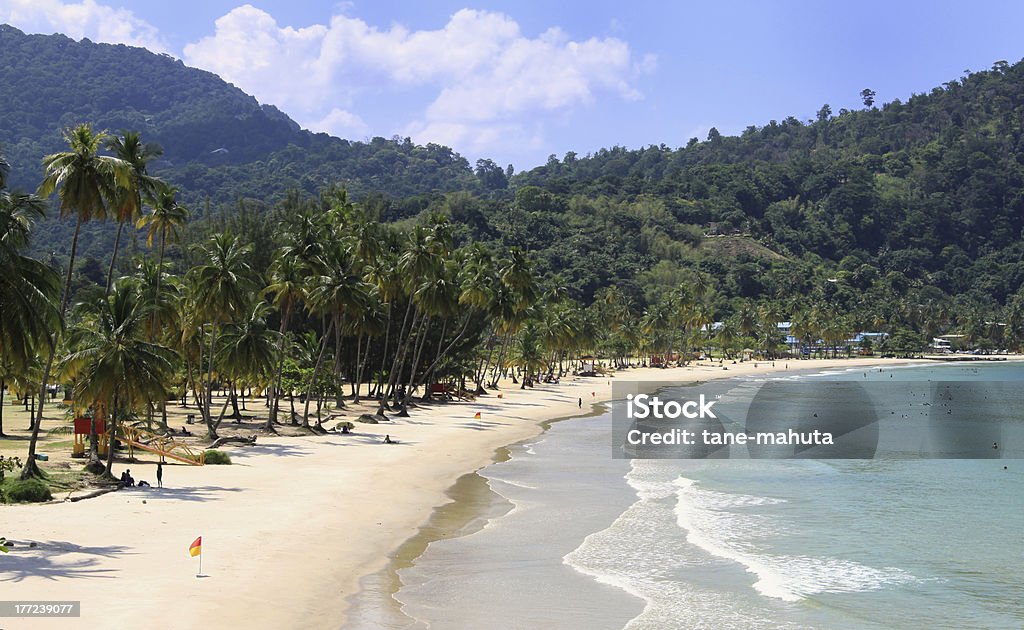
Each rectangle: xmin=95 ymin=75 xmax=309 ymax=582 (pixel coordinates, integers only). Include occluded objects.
xmin=0 ymin=0 xmax=655 ymax=163
xmin=183 ymin=5 xmax=654 ymax=160
xmin=0 ymin=0 xmax=168 ymax=53
xmin=401 ymin=119 xmax=544 ymax=157
xmin=308 ymin=107 xmax=369 ymax=138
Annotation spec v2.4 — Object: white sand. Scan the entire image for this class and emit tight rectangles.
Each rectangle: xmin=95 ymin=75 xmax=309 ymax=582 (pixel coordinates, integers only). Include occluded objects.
xmin=1 ymin=358 xmax=923 ymax=628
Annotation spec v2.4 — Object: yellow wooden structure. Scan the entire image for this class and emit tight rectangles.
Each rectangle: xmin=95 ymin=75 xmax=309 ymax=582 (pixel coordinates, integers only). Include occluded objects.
xmin=120 ymin=425 xmax=205 ymax=466
xmin=70 ymin=401 xmax=202 ymax=465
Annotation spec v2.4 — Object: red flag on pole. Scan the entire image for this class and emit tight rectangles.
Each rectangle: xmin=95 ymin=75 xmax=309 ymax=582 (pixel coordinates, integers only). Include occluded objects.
xmin=190 ymin=536 xmax=203 ymax=577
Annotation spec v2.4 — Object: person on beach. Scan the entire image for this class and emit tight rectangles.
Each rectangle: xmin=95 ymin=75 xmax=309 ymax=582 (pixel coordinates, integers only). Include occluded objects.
xmin=578 ymin=397 xmax=582 ymax=408
xmin=384 ymin=435 xmax=393 ymax=444
xmin=157 ymin=461 xmax=163 ymax=488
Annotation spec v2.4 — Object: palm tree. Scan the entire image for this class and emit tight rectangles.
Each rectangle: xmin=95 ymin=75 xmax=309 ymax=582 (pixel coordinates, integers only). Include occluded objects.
xmin=305 ymin=244 xmax=368 ymax=424
xmin=104 ymin=131 xmax=163 ymax=294
xmin=716 ymin=320 xmax=737 ymax=358
xmin=38 ymin=124 xmax=131 ymax=312
xmin=216 ymin=302 xmax=279 ymax=427
xmin=0 ymin=189 xmax=61 ymax=373
xmin=137 ymin=182 xmax=189 ymax=332
xmin=263 ymin=252 xmax=306 ymax=428
xmin=0 ymin=184 xmax=61 ymax=440
xmin=188 ymin=233 xmax=257 ymax=438
xmin=131 ymin=257 xmax=181 ymax=342
xmin=62 ymin=281 xmax=176 ymax=477
xmin=377 ymin=227 xmax=439 ymax=414
xmin=25 ymin=125 xmax=131 ymax=478
xmin=642 ymin=300 xmax=674 ymax=365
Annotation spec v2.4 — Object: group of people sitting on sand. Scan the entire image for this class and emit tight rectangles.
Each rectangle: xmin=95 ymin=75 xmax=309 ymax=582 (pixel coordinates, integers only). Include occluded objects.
xmin=119 ymin=468 xmax=152 ymax=488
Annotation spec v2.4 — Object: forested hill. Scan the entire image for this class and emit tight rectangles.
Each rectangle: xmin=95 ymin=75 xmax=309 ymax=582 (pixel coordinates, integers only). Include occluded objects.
xmin=508 ymin=57 xmax=1024 ymax=304
xmin=6 ymin=21 xmax=1024 ymax=327
xmin=0 ymin=24 xmax=477 ymax=203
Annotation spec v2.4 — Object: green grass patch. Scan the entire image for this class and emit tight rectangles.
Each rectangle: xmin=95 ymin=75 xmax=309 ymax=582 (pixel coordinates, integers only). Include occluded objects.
xmin=203 ymin=450 xmax=231 ymax=465
xmin=3 ymin=478 xmax=53 ymax=503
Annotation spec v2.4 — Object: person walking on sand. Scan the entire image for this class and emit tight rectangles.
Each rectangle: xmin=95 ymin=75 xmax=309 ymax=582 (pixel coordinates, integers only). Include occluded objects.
xmin=156 ymin=461 xmax=163 ymax=489
xmin=578 ymin=397 xmax=582 ymax=408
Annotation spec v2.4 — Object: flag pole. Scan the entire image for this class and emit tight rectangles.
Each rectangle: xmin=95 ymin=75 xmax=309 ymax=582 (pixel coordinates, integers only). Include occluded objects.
xmin=198 ymin=549 xmax=202 ymax=577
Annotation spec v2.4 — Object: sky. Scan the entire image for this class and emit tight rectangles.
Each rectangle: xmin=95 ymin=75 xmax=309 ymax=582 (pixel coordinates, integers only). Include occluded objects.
xmin=2 ymin=1 xmax=1024 ymax=170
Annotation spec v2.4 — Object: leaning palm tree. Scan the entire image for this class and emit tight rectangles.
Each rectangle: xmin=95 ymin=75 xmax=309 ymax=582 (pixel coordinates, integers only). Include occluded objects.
xmin=62 ymin=281 xmax=176 ymax=477
xmin=24 ymin=125 xmax=131 ymax=479
xmin=104 ymin=131 xmax=163 ymax=294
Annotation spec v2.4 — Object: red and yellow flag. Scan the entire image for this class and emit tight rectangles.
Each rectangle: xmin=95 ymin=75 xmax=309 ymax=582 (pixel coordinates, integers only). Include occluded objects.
xmin=189 ymin=536 xmax=202 ymax=557
xmin=473 ymin=412 xmax=481 ymax=419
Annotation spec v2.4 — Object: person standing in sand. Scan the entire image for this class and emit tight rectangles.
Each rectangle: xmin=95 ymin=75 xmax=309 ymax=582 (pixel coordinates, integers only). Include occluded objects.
xmin=157 ymin=461 xmax=163 ymax=489
xmin=578 ymin=397 xmax=582 ymax=408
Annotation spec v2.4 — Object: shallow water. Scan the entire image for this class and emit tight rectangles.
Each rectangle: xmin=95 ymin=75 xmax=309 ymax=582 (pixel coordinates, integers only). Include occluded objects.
xmin=349 ymin=363 xmax=1024 ymax=629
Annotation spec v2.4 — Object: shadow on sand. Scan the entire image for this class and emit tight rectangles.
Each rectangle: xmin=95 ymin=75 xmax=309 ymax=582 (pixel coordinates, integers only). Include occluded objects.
xmin=0 ymin=540 xmax=131 ymax=582
xmin=123 ymin=485 xmax=244 ymax=502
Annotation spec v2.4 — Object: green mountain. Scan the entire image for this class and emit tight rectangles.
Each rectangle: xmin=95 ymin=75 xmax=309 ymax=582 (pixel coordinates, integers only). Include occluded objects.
xmin=507 ymin=59 xmax=1024 ymax=309
xmin=0 ymin=24 xmax=483 ymax=260
xmin=0 ymin=25 xmax=478 ymax=198
xmin=5 ymin=23 xmax=1024 ymax=338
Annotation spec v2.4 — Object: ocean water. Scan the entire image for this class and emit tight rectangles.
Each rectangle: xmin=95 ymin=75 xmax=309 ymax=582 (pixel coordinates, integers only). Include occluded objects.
xmin=366 ymin=363 xmax=1024 ymax=629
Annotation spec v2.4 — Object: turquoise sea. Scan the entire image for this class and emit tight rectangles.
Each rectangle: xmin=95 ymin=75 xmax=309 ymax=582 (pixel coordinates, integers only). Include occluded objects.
xmin=352 ymin=363 xmax=1024 ymax=629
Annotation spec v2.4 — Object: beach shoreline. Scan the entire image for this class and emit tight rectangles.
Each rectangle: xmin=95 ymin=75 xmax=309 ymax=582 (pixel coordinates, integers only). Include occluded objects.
xmin=0 ymin=357 xmax=944 ymax=629
xmin=343 ymin=355 xmax=963 ymax=627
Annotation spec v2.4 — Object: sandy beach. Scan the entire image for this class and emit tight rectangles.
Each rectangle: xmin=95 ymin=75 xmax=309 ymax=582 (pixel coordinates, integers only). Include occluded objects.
xmin=1 ymin=358 xmax=929 ymax=628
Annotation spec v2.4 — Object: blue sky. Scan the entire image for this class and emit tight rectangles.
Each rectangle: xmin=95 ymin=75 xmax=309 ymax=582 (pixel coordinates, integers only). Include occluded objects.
xmin=3 ymin=1 xmax=1024 ymax=170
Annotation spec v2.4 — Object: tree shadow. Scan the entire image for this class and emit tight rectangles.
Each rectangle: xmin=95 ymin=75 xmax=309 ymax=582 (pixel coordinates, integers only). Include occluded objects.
xmin=126 ymin=485 xmax=244 ymax=502
xmin=0 ymin=540 xmax=129 ymax=582
xmin=455 ymin=420 xmax=510 ymax=431
xmin=345 ymin=435 xmax=416 ymax=446
xmin=227 ymin=443 xmax=311 ymax=459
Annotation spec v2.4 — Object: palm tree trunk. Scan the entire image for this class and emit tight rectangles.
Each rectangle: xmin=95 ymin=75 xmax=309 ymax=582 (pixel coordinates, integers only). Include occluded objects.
xmin=390 ymin=306 xmax=420 ymax=403
xmin=417 ymin=314 xmax=471 ymax=398
xmin=267 ymin=303 xmax=291 ymax=429
xmin=332 ymin=315 xmax=346 ymax=408
xmin=203 ymin=325 xmax=220 ymax=439
xmin=420 ymin=319 xmax=449 ymax=400
xmin=88 ymin=411 xmax=101 ymax=469
xmin=489 ymin=330 xmax=512 ymax=388
xmin=214 ymin=387 xmax=232 ymax=431
xmin=351 ymin=334 xmax=361 ymax=398
xmin=476 ymin=328 xmax=498 ymax=393
xmin=105 ymin=221 xmax=125 ymax=296
xmin=399 ymin=316 xmax=432 ymax=414
xmin=374 ymin=302 xmax=393 ymax=398
xmin=150 ymin=231 xmax=167 ymax=334
xmin=23 ymin=215 xmax=83 ymax=479
xmin=377 ymin=300 xmax=415 ymax=415
xmin=104 ymin=398 xmax=118 ymax=478
xmin=303 ymin=319 xmax=334 ymax=427
xmin=229 ymin=385 xmax=241 ymax=419
xmin=353 ymin=333 xmax=366 ymax=402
